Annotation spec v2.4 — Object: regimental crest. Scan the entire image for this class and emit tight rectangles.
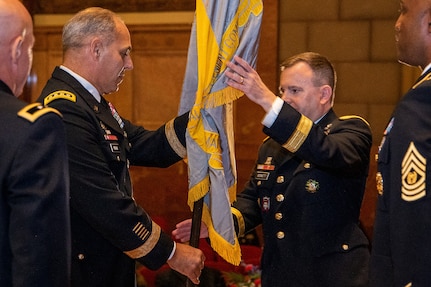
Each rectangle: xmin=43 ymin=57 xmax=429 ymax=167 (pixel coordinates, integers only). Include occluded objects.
xmin=324 ymin=123 xmax=332 ymax=135
xmin=401 ymin=142 xmax=426 ymax=201
xmin=305 ymin=179 xmax=319 ymax=193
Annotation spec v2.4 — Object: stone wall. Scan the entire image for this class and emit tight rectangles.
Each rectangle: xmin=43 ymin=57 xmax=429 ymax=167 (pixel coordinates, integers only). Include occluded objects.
xmin=278 ymin=0 xmax=417 ymax=239
xmin=278 ymin=0 xmax=417 ymax=144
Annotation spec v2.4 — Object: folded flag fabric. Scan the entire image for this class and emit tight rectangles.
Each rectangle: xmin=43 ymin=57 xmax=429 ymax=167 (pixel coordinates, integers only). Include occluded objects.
xmin=178 ymin=0 xmax=263 ymax=265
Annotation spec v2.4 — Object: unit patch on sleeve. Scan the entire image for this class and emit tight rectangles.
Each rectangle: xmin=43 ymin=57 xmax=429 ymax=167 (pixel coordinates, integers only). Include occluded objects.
xmin=401 ymin=142 xmax=426 ymax=202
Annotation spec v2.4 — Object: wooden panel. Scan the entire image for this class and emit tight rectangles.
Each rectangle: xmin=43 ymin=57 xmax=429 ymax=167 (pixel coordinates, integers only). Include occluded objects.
xmin=24 ymin=0 xmax=194 ymax=14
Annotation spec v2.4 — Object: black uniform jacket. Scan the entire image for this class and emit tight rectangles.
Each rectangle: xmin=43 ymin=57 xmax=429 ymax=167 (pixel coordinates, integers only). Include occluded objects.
xmin=37 ymin=67 xmax=189 ymax=287
xmin=232 ymin=104 xmax=372 ymax=287
xmin=371 ymin=69 xmax=431 ymax=287
xmin=0 ymin=80 xmax=71 ymax=286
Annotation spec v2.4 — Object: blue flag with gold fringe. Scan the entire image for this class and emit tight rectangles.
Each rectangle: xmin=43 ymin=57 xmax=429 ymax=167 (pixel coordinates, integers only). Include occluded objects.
xmin=178 ymin=0 xmax=263 ymax=265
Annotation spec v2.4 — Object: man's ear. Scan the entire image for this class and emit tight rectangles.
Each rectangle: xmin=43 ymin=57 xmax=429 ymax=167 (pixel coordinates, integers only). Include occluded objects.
xmin=90 ymin=38 xmax=103 ymax=60
xmin=427 ymin=8 xmax=431 ymax=33
xmin=11 ymin=36 xmax=23 ymax=64
xmin=320 ymin=85 xmax=332 ymax=104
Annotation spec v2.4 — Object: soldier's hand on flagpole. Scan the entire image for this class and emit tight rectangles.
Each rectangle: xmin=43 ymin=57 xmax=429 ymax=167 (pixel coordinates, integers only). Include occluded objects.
xmin=172 ymin=219 xmax=209 ymax=242
xmin=167 ymin=242 xmax=205 ymax=285
xmin=226 ymin=55 xmax=277 ymax=113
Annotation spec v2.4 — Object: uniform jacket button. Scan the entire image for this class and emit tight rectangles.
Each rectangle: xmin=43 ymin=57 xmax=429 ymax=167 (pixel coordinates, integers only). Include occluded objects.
xmin=342 ymin=244 xmax=349 ymax=251
xmin=78 ymin=253 xmax=85 ymax=260
xmin=276 ymin=231 xmax=285 ymax=239
xmin=276 ymin=194 xmax=285 ymax=202
xmin=275 ymin=213 xmax=283 ymax=220
xmin=276 ymin=176 xmax=284 ymax=183
xmin=304 ymin=162 xmax=311 ymax=168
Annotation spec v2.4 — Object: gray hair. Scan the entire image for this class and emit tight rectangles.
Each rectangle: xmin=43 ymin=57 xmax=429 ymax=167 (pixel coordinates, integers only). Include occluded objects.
xmin=62 ymin=7 xmax=120 ymax=52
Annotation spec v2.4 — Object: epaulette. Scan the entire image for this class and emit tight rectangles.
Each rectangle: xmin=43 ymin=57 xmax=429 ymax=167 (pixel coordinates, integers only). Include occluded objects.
xmin=18 ymin=103 xmax=62 ymax=123
xmin=412 ymin=73 xmax=431 ymax=89
xmin=339 ymin=115 xmax=370 ymax=127
xmin=44 ymin=90 xmax=76 ymax=106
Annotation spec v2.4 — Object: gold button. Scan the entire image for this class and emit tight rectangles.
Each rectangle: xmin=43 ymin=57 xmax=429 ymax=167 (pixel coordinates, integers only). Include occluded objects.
xmin=342 ymin=244 xmax=349 ymax=251
xmin=375 ymin=153 xmax=379 ymax=162
xmin=276 ymin=176 xmax=284 ymax=183
xmin=78 ymin=254 xmax=85 ymax=260
xmin=257 ymin=181 xmax=262 ymax=186
xmin=275 ymin=213 xmax=283 ymax=220
xmin=304 ymin=163 xmax=311 ymax=168
xmin=276 ymin=231 xmax=285 ymax=239
xmin=276 ymin=194 xmax=285 ymax=202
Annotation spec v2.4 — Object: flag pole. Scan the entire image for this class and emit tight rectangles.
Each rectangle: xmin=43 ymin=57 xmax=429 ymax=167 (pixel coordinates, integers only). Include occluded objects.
xmin=186 ymin=197 xmax=204 ymax=287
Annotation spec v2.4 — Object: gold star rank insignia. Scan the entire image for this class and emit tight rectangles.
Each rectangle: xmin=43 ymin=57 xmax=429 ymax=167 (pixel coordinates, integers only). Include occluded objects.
xmin=401 ymin=142 xmax=426 ymax=202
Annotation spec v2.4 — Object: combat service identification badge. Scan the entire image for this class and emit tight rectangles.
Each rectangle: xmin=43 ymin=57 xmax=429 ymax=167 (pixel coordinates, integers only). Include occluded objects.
xmin=401 ymin=142 xmax=426 ymax=202
xmin=305 ymin=179 xmax=319 ymax=193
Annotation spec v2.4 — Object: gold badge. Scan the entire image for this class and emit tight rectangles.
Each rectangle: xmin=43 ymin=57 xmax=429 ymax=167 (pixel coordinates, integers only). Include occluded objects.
xmin=376 ymin=172 xmax=383 ymax=196
xmin=324 ymin=123 xmax=332 ymax=135
xmin=305 ymin=179 xmax=319 ymax=193
xmin=401 ymin=142 xmax=426 ymax=201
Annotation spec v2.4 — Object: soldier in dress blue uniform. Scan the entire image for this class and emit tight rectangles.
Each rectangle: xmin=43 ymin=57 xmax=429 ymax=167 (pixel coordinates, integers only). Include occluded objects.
xmin=37 ymin=7 xmax=205 ymax=287
xmin=370 ymin=1 xmax=431 ymax=286
xmin=174 ymin=52 xmax=372 ymax=287
xmin=0 ymin=1 xmax=71 ymax=286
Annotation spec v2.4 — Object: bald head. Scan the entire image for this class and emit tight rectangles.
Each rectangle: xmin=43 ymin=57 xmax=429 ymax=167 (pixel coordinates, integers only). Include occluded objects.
xmin=0 ymin=0 xmax=34 ymax=97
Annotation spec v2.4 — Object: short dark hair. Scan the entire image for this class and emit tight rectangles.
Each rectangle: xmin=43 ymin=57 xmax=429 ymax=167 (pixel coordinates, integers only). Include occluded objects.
xmin=280 ymin=52 xmax=337 ymax=95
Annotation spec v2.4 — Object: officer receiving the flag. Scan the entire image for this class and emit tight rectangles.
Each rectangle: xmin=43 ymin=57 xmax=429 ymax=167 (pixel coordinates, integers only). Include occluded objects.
xmin=175 ymin=52 xmax=372 ymax=287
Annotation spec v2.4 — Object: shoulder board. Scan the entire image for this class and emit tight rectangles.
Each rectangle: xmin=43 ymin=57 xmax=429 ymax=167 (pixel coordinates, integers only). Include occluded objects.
xmin=412 ymin=73 xmax=431 ymax=89
xmin=44 ymin=90 xmax=76 ymax=106
xmin=339 ymin=115 xmax=370 ymax=127
xmin=18 ymin=103 xmax=62 ymax=123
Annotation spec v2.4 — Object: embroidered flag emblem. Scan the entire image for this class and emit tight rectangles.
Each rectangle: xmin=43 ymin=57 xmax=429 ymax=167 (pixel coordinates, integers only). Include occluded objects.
xmin=401 ymin=142 xmax=426 ymax=201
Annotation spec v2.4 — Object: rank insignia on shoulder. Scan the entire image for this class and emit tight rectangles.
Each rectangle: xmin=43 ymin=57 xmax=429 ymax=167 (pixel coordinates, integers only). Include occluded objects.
xmin=412 ymin=73 xmax=431 ymax=89
xmin=339 ymin=115 xmax=370 ymax=127
xmin=44 ymin=90 xmax=77 ymax=106
xmin=401 ymin=142 xmax=426 ymax=201
xmin=18 ymin=103 xmax=62 ymax=123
